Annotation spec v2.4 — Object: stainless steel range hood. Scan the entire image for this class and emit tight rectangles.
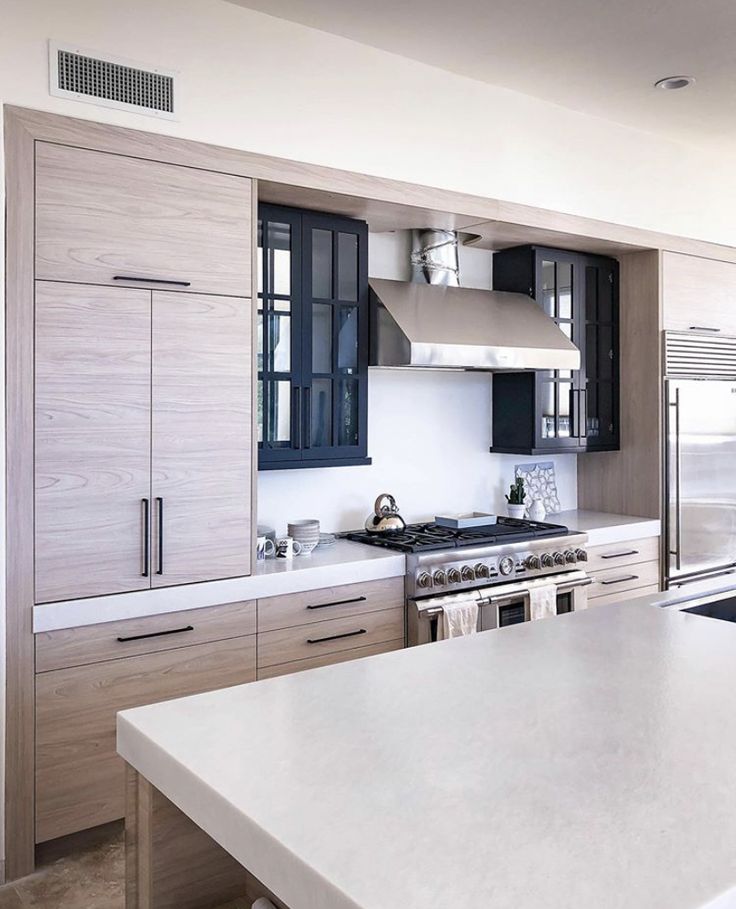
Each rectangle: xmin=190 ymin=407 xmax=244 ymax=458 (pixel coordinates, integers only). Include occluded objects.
xmin=369 ymin=230 xmax=580 ymax=372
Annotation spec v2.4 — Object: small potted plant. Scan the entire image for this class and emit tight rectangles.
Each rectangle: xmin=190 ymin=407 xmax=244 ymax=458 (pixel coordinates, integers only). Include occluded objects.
xmin=505 ymin=477 xmax=527 ymax=519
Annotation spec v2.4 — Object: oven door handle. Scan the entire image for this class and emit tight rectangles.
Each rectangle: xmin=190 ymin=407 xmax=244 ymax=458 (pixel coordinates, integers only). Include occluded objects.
xmin=556 ymin=577 xmax=594 ymax=594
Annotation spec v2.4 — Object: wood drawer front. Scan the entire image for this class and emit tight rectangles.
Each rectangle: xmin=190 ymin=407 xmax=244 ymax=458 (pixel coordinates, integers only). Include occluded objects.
xmin=662 ymin=252 xmax=736 ymax=334
xmin=588 ymin=561 xmax=660 ymax=600
xmin=35 ymin=143 xmax=252 ymax=296
xmin=35 ymin=635 xmax=256 ymax=842
xmin=258 ymin=638 xmax=405 ymax=680
xmin=587 ymin=584 xmax=660 ymax=608
xmin=36 ymin=600 xmax=256 ymax=672
xmin=258 ymin=577 xmax=404 ymax=633
xmin=586 ymin=536 xmax=659 ymax=573
xmin=258 ymin=607 xmax=404 ymax=669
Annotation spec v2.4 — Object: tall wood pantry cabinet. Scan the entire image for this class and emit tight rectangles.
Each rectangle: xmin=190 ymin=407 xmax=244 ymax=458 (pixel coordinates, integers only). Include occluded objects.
xmin=33 ymin=142 xmax=255 ymax=602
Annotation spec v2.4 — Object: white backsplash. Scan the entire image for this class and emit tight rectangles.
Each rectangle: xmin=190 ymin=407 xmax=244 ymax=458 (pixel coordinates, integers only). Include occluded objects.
xmin=256 ymin=231 xmax=578 ymax=535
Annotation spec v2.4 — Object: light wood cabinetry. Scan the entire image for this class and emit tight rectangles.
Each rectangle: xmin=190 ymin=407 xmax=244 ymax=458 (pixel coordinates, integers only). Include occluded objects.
xmin=151 ymin=292 xmax=252 ymax=586
xmin=585 ymin=536 xmax=660 ymax=574
xmin=662 ymin=252 xmax=736 ymax=335
xmin=35 ymin=282 xmax=153 ymax=602
xmin=35 ymin=622 xmax=256 ymax=843
xmin=586 ymin=536 xmax=660 ymax=605
xmin=35 ymin=142 xmax=252 ymax=296
xmin=257 ymin=638 xmax=404 ymax=680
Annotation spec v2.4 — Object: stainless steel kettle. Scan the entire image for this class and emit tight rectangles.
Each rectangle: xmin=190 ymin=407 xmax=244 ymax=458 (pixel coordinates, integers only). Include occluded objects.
xmin=364 ymin=493 xmax=406 ymax=533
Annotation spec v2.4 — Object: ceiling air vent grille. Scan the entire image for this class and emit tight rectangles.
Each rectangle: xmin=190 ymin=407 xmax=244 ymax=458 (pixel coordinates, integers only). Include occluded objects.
xmin=49 ymin=42 xmax=177 ymax=120
xmin=665 ymin=331 xmax=736 ymax=379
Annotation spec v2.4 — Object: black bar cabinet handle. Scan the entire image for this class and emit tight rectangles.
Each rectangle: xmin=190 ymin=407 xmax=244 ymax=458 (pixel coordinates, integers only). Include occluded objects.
xmin=113 ymin=275 xmax=191 ymax=287
xmin=306 ymin=628 xmax=367 ymax=645
xmin=304 ymin=387 xmax=312 ymax=449
xmin=141 ymin=498 xmax=150 ymax=578
xmin=689 ymin=325 xmax=721 ymax=332
xmin=156 ymin=497 xmax=164 ymax=575
xmin=600 ymin=574 xmax=639 ymax=586
xmin=293 ymin=387 xmax=302 ymax=450
xmin=306 ymin=596 xmax=367 ymax=611
xmin=117 ymin=625 xmax=194 ymax=644
xmin=600 ymin=549 xmax=639 ymax=559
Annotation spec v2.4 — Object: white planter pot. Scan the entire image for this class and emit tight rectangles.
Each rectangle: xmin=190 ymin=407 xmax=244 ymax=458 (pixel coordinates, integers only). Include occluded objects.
xmin=507 ymin=503 xmax=527 ymax=519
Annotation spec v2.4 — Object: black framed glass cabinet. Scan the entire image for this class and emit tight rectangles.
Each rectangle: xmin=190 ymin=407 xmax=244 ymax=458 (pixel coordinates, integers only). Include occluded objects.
xmin=257 ymin=204 xmax=370 ymax=468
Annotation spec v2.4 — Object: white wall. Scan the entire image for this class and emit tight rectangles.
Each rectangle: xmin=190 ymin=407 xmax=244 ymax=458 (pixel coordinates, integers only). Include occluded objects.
xmin=3 ymin=0 xmax=736 ymax=865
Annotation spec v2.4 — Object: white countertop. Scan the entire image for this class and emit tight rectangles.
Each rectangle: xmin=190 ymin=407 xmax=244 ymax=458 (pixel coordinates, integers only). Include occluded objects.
xmin=118 ymin=603 xmax=736 ymax=909
xmin=554 ymin=509 xmax=661 ymax=546
xmin=33 ymin=541 xmax=405 ymax=633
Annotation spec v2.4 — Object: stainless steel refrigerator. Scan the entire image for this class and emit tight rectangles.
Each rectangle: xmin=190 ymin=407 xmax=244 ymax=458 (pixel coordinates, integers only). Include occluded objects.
xmin=665 ymin=376 xmax=736 ymax=587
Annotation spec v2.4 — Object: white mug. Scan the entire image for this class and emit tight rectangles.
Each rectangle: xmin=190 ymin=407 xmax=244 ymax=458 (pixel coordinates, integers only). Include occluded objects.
xmin=256 ymin=536 xmax=276 ymax=561
xmin=276 ymin=536 xmax=303 ymax=559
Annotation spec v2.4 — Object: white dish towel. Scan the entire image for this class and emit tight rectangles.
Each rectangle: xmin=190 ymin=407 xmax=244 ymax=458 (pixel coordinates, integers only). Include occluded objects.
xmin=439 ymin=596 xmax=479 ymax=640
xmin=529 ymin=583 xmax=557 ymax=621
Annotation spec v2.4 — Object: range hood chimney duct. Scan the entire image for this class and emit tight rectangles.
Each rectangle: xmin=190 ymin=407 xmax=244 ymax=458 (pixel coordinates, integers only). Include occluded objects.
xmin=410 ymin=229 xmax=460 ymax=287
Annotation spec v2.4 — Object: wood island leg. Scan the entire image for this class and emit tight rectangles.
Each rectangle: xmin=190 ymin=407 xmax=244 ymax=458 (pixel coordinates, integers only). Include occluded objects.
xmin=125 ymin=764 xmax=266 ymax=909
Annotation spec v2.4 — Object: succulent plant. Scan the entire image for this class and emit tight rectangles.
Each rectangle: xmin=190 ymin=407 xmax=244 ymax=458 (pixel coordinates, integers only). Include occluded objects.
xmin=505 ymin=476 xmax=526 ymax=505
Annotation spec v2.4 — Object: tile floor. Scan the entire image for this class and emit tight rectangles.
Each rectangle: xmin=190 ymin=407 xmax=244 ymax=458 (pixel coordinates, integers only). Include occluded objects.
xmin=0 ymin=823 xmax=250 ymax=909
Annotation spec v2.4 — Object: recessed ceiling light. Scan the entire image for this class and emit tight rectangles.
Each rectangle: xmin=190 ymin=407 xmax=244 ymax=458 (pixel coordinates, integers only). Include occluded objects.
xmin=654 ymin=75 xmax=695 ymax=91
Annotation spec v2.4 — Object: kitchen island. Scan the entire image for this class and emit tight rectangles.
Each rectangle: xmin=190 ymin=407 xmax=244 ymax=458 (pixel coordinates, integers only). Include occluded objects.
xmin=117 ymin=601 xmax=736 ymax=909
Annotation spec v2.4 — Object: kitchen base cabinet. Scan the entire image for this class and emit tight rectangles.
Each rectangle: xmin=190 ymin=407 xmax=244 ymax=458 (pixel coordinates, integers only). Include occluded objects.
xmin=585 ymin=536 xmax=660 ymax=606
xmin=257 ymin=638 xmax=404 ymax=680
xmin=35 ymin=633 xmax=256 ymax=842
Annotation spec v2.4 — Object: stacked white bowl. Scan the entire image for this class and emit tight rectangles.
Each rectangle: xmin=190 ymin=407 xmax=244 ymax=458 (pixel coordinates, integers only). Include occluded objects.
xmin=287 ymin=519 xmax=321 ymax=555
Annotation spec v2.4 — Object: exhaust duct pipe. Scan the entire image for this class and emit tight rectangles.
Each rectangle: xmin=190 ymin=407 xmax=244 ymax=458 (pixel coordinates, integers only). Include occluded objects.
xmin=410 ymin=229 xmax=460 ymax=287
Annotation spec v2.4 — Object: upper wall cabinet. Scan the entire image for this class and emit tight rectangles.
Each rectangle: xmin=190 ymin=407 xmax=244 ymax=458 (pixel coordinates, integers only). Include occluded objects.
xmin=662 ymin=252 xmax=736 ymax=335
xmin=258 ymin=204 xmax=370 ymax=469
xmin=491 ymin=246 xmax=619 ymax=454
xmin=35 ymin=143 xmax=252 ymax=296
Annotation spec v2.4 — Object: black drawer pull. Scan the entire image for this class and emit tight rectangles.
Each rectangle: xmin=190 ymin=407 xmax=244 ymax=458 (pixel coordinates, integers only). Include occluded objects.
xmin=117 ymin=625 xmax=194 ymax=643
xmin=600 ymin=575 xmax=639 ymax=586
xmin=113 ymin=275 xmax=191 ymax=287
xmin=689 ymin=325 xmax=721 ymax=332
xmin=306 ymin=596 xmax=367 ymax=611
xmin=600 ymin=549 xmax=639 ymax=559
xmin=306 ymin=628 xmax=367 ymax=645
xmin=141 ymin=498 xmax=150 ymax=578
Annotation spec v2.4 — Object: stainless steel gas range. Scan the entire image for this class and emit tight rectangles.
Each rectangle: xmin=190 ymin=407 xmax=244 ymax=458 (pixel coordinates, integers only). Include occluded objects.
xmin=346 ymin=518 xmax=591 ymax=645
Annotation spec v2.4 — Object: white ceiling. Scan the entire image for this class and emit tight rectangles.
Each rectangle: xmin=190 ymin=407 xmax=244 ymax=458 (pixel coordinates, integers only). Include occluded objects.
xmin=229 ymin=0 xmax=736 ymax=153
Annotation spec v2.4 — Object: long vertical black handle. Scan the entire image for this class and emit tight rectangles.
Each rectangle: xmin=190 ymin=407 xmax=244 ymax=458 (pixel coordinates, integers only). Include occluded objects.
xmin=141 ymin=498 xmax=150 ymax=577
xmin=156 ymin=497 xmax=164 ymax=575
xmin=304 ymin=386 xmax=312 ymax=449
xmin=293 ymin=387 xmax=302 ymax=450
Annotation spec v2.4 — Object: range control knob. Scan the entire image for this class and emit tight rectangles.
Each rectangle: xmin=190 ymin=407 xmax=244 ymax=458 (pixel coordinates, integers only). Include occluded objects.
xmin=553 ymin=552 xmax=566 ymax=566
xmin=447 ymin=567 xmax=462 ymax=584
xmin=575 ymin=548 xmax=588 ymax=562
xmin=499 ymin=556 xmax=515 ymax=576
xmin=565 ymin=550 xmax=577 ymax=564
xmin=416 ymin=571 xmax=432 ymax=589
xmin=474 ymin=563 xmax=491 ymax=579
xmin=433 ymin=569 xmax=448 ymax=586
xmin=461 ymin=565 xmax=475 ymax=581
xmin=541 ymin=553 xmax=555 ymax=568
xmin=525 ymin=555 xmax=541 ymax=570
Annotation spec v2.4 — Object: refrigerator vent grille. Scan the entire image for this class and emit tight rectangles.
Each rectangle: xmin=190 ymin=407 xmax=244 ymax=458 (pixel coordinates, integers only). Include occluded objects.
xmin=665 ymin=331 xmax=736 ymax=378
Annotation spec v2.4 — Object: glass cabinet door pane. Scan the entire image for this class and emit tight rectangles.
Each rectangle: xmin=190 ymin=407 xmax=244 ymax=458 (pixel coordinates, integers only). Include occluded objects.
xmin=266 ymin=380 xmax=291 ymax=443
xmin=257 ymin=306 xmax=264 ymax=372
xmin=312 ymin=229 xmax=333 ymax=299
xmin=541 ymin=260 xmax=556 ymax=316
xmin=310 ymin=379 xmax=332 ymax=448
xmin=312 ymin=303 xmax=332 ymax=373
xmin=257 ymin=222 xmax=264 ymax=296
xmin=541 ymin=381 xmax=556 ymax=438
xmin=337 ymin=306 xmax=358 ymax=371
xmin=558 ymin=382 xmax=572 ymax=437
xmin=338 ymin=378 xmax=359 ymax=446
xmin=257 ymin=379 xmax=263 ymax=443
xmin=337 ymin=232 xmax=358 ymax=301
xmin=268 ymin=222 xmax=292 ymax=296
xmin=269 ymin=312 xmax=291 ymax=372
xmin=557 ymin=261 xmax=572 ymax=319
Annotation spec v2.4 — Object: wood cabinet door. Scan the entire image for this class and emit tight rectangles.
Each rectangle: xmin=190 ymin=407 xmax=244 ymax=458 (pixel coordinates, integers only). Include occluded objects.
xmin=35 ymin=282 xmax=152 ymax=603
xmin=35 ymin=635 xmax=256 ymax=842
xmin=663 ymin=252 xmax=736 ymax=335
xmin=151 ymin=292 xmax=252 ymax=587
xmin=35 ymin=142 xmax=252 ymax=296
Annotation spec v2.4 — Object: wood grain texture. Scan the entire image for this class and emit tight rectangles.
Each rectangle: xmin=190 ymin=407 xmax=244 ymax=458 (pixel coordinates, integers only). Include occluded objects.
xmin=35 ymin=142 xmax=252 ymax=296
xmin=257 ymin=576 xmax=404 ymax=633
xmin=585 ymin=584 xmax=660 ymax=608
xmin=587 ymin=561 xmax=660 ymax=600
xmin=257 ymin=638 xmax=405 ymax=680
xmin=34 ymin=281 xmax=153 ymax=603
xmin=662 ymin=252 xmax=736 ymax=334
xmin=151 ymin=292 xmax=252 ymax=586
xmin=578 ymin=250 xmax=662 ymax=520
xmin=36 ymin=600 xmax=256 ymax=672
xmin=36 ymin=635 xmax=256 ymax=842
xmin=585 ymin=536 xmax=660 ymax=574
xmin=4 ymin=103 xmax=37 ymax=880
xmin=257 ymin=606 xmax=404 ymax=669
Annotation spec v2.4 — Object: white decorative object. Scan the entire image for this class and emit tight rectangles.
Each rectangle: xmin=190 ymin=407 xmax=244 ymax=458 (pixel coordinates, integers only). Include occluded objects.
xmin=515 ymin=462 xmax=561 ymax=515
xmin=528 ymin=499 xmax=547 ymax=522
xmin=507 ymin=503 xmax=526 ymax=519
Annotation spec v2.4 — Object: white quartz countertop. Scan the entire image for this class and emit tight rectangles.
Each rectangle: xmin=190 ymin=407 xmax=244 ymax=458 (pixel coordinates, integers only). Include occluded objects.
xmin=554 ymin=509 xmax=661 ymax=546
xmin=33 ymin=541 xmax=405 ymax=633
xmin=118 ymin=603 xmax=736 ymax=909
